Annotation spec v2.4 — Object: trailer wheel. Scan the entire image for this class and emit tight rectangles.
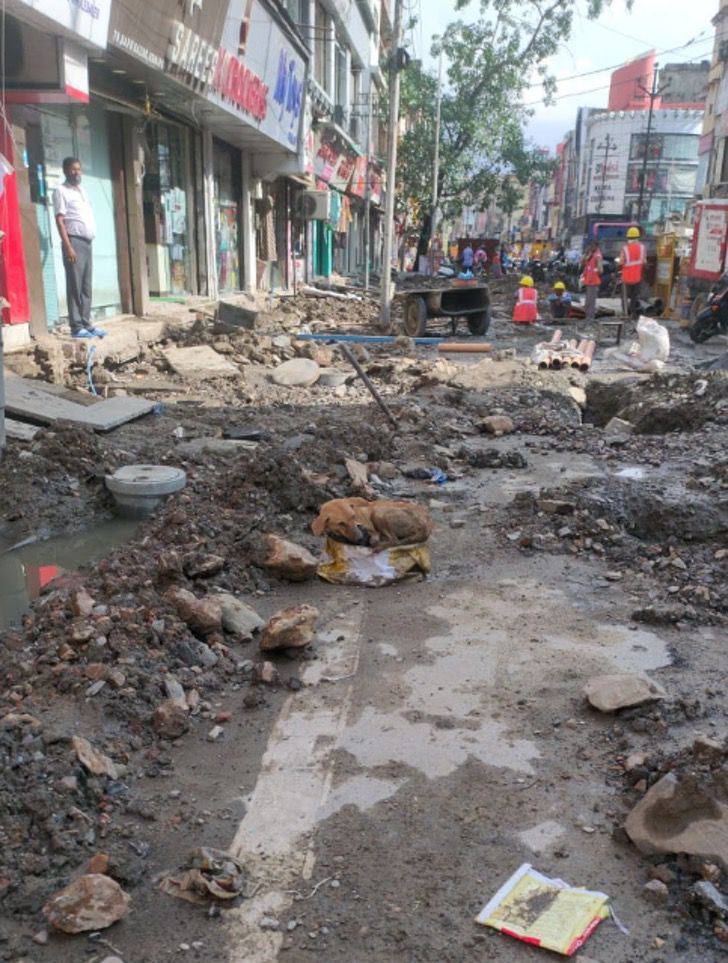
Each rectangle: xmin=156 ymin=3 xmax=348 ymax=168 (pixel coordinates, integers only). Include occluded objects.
xmin=403 ymin=296 xmax=428 ymax=336
xmin=467 ymin=305 xmax=492 ymax=336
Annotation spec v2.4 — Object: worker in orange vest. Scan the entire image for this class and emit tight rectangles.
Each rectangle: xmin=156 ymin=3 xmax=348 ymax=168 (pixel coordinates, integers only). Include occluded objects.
xmin=513 ymin=275 xmax=539 ymax=324
xmin=619 ymin=226 xmax=646 ymax=319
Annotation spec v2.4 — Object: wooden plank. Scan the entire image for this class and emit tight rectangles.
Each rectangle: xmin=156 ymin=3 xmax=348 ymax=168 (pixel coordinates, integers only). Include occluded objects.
xmin=4 ymin=375 xmax=156 ymax=431
xmin=161 ymin=345 xmax=240 ymax=380
xmin=4 ymin=418 xmax=40 ymax=441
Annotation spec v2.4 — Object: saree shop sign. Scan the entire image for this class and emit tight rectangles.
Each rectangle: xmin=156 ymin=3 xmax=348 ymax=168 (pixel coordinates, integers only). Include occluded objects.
xmin=207 ymin=0 xmax=306 ymax=151
xmin=209 ymin=48 xmax=268 ymax=122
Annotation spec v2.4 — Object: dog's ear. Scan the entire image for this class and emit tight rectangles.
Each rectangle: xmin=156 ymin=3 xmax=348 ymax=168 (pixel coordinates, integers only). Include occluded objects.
xmin=311 ymin=511 xmax=328 ymax=536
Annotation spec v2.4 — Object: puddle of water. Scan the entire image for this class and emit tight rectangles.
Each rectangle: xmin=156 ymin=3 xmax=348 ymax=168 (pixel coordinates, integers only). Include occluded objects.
xmin=614 ymin=466 xmax=646 ymax=480
xmin=0 ymin=519 xmax=138 ymax=629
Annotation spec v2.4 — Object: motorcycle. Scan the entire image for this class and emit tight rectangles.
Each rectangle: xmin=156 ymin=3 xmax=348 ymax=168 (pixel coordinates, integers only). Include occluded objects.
xmin=689 ymin=272 xmax=728 ymax=343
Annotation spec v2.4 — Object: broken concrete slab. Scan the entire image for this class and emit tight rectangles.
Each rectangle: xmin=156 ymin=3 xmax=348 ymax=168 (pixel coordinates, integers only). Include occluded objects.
xmin=216 ymin=594 xmax=264 ymax=640
xmin=175 ymin=437 xmax=258 ymax=457
xmin=4 ymin=374 xmax=156 ymax=431
xmin=4 ymin=418 xmax=40 ymax=441
xmin=583 ymin=673 xmax=666 ymax=712
xmin=272 ymin=358 xmax=320 ymax=387
xmin=625 ymin=772 xmax=728 ymax=871
xmin=161 ymin=345 xmax=240 ymax=379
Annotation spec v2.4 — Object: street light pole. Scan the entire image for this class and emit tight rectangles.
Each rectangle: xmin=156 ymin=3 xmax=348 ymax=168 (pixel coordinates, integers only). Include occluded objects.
xmin=379 ymin=0 xmax=404 ymax=331
xmin=635 ymin=63 xmax=670 ymax=224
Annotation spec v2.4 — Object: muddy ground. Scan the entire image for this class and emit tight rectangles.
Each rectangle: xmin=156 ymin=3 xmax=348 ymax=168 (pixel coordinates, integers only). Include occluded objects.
xmin=1 ymin=290 xmax=727 ymax=963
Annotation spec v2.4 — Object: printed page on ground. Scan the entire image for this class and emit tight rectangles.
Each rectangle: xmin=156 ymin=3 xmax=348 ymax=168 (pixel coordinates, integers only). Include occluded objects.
xmin=476 ymin=863 xmax=610 ymax=957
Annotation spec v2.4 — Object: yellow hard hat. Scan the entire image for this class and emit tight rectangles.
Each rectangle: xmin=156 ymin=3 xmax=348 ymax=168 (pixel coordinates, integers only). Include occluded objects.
xmin=520 ymin=275 xmax=534 ymax=287
xmin=553 ymin=281 xmax=566 ymax=291
xmin=627 ymin=226 xmax=640 ymax=238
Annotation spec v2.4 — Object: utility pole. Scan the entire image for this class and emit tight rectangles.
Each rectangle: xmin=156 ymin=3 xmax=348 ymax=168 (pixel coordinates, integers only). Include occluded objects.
xmin=635 ymin=63 xmax=670 ymax=224
xmin=363 ymin=82 xmax=374 ymax=292
xmin=595 ymin=134 xmax=617 ymax=216
xmin=428 ymin=46 xmax=443 ymax=275
xmin=379 ymin=0 xmax=404 ymax=331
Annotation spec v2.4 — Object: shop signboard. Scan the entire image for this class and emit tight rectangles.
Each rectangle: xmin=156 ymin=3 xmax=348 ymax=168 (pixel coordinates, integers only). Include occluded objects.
xmin=313 ymin=129 xmax=357 ymax=192
xmin=109 ymin=0 xmax=229 ymax=83
xmin=208 ymin=0 xmax=306 ymax=152
xmin=111 ymin=0 xmax=305 ymax=152
xmin=14 ymin=0 xmax=112 ymax=49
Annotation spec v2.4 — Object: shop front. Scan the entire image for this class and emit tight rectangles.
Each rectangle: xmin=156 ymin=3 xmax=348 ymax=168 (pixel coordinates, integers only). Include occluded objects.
xmin=311 ymin=126 xmax=359 ymax=278
xmin=3 ymin=0 xmax=114 ymax=338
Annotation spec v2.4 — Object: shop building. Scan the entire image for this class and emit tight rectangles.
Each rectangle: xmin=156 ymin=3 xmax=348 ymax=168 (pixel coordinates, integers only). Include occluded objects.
xmin=1 ymin=0 xmax=309 ymax=340
xmin=1 ymin=0 xmax=114 ymax=346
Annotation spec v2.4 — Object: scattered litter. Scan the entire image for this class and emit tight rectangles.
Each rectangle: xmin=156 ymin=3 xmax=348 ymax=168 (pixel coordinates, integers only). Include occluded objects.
xmin=317 ymin=539 xmax=431 ymax=586
xmin=160 ymin=847 xmax=248 ymax=903
xmin=475 ymin=863 xmax=610 ymax=956
xmin=603 ymin=317 xmax=670 ymax=372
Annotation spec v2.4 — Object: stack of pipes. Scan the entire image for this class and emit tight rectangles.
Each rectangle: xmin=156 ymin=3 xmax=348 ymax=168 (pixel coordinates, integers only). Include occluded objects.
xmin=530 ymin=329 xmax=596 ymax=372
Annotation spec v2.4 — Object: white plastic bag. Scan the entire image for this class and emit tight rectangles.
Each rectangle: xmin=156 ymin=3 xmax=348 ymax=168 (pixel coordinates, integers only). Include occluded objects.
xmin=603 ymin=317 xmax=670 ymax=371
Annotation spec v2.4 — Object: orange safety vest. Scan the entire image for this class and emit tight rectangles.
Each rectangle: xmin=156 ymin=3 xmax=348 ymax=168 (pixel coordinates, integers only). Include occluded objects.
xmin=583 ymin=252 xmax=602 ymax=287
xmin=620 ymin=241 xmax=645 ymax=284
xmin=513 ymin=286 xmax=538 ymax=323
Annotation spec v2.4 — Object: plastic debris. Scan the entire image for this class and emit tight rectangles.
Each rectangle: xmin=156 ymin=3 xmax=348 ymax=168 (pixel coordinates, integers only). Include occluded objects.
xmin=160 ymin=847 xmax=248 ymax=904
xmin=476 ymin=863 xmax=610 ymax=957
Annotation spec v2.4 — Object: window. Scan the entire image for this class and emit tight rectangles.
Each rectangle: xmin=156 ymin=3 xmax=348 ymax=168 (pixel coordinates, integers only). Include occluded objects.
xmin=661 ymin=134 xmax=699 ymax=161
xmin=630 ymin=134 xmax=664 ymax=161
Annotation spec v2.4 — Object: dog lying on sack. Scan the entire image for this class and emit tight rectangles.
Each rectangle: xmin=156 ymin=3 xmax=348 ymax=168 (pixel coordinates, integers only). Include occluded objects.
xmin=311 ymin=497 xmax=433 ymax=550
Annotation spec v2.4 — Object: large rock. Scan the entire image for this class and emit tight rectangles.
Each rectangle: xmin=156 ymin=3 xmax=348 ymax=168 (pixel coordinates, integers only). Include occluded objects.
xmin=583 ymin=673 xmax=665 ymax=713
xmin=479 ymin=415 xmax=514 ymax=435
xmin=43 ymin=874 xmax=130 ymax=933
xmin=71 ymin=736 xmax=120 ymax=779
xmin=625 ymin=773 xmax=728 ymax=870
xmin=166 ymin=587 xmax=222 ymax=637
xmin=262 ymin=535 xmax=317 ymax=582
xmin=152 ymin=700 xmax=190 ymax=740
xmin=260 ymin=604 xmax=319 ymax=652
xmin=272 ymin=358 xmax=320 ymax=387
xmin=217 ymin=594 xmax=264 ymax=641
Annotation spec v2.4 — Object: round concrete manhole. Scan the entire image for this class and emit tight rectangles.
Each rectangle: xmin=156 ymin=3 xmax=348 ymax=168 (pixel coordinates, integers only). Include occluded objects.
xmin=105 ymin=465 xmax=187 ymax=517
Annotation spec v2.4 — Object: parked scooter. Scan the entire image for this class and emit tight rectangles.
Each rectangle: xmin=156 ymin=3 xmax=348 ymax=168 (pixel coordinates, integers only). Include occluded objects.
xmin=689 ymin=272 xmax=728 ymax=343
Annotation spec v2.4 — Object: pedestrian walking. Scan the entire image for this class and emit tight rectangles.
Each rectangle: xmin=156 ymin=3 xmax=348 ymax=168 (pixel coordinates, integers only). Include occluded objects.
xmin=53 ymin=157 xmax=106 ymax=339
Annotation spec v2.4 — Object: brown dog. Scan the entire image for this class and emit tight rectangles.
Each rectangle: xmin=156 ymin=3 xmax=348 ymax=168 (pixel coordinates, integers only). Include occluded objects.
xmin=311 ymin=497 xmax=432 ymax=549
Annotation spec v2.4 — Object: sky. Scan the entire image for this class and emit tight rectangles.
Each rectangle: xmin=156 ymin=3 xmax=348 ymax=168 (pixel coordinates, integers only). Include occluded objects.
xmin=410 ymin=0 xmax=719 ymax=151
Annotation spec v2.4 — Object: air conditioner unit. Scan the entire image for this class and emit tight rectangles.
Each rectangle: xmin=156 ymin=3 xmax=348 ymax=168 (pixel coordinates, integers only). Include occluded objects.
xmin=298 ymin=190 xmax=331 ymax=220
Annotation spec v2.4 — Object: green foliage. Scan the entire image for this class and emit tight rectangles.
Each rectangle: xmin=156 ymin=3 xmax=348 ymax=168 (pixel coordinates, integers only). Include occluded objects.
xmin=395 ymin=0 xmax=618 ymax=224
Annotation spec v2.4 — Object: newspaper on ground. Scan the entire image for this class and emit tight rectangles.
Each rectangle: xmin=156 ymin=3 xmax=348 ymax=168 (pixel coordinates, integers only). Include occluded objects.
xmin=475 ymin=862 xmax=610 ymax=956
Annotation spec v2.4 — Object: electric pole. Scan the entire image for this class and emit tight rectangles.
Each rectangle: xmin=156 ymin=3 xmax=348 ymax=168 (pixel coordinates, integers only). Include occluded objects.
xmin=428 ymin=46 xmax=443 ymax=275
xmin=595 ymin=134 xmax=617 ymax=216
xmin=635 ymin=63 xmax=670 ymax=224
xmin=379 ymin=0 xmax=404 ymax=331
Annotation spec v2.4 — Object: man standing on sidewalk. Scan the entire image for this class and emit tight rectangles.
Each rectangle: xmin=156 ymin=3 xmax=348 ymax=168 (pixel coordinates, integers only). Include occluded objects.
xmin=53 ymin=157 xmax=106 ymax=339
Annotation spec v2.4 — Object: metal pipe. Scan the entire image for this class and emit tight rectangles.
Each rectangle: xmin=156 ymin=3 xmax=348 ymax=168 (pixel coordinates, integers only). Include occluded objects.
xmin=436 ymin=342 xmax=492 ymax=353
xmin=339 ymin=343 xmax=398 ymax=428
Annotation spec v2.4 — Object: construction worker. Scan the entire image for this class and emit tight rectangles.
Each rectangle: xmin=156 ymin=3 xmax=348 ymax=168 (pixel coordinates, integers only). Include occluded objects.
xmin=619 ymin=226 xmax=646 ymax=319
xmin=513 ymin=275 xmax=539 ymax=324
xmin=547 ymin=281 xmax=572 ymax=321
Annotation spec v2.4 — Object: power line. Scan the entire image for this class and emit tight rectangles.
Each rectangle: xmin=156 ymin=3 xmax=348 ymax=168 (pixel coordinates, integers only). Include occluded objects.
xmin=524 ymin=32 xmax=712 ymax=90
xmin=522 ymin=44 xmax=714 ymax=107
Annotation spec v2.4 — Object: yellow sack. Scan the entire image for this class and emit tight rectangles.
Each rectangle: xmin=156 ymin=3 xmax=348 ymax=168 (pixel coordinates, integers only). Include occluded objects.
xmin=317 ymin=538 xmax=430 ymax=587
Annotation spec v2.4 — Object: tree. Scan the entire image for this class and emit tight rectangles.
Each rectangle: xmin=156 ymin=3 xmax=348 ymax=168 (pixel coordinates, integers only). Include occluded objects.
xmin=395 ymin=0 xmax=620 ymax=239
